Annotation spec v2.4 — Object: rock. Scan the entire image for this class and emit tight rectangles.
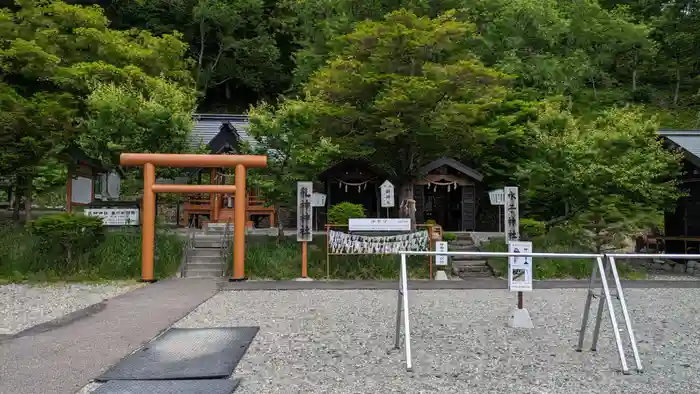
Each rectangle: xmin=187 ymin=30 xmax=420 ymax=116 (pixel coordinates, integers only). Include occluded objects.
xmin=687 ymin=267 xmax=695 ymax=275
xmin=662 ymin=263 xmax=673 ymax=272
xmin=688 ymin=260 xmax=698 ymax=268
xmin=674 ymin=263 xmax=686 ymax=273
xmin=651 ymin=263 xmax=663 ymax=270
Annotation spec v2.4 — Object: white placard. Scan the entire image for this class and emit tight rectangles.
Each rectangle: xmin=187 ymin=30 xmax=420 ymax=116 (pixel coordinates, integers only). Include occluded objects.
xmin=380 ymin=180 xmax=395 ymax=208
xmin=85 ymin=208 xmax=140 ymax=226
xmin=488 ymin=188 xmax=505 ymax=205
xmin=503 ymin=186 xmax=519 ymax=243
xmin=71 ymin=177 xmax=93 ymax=204
xmin=508 ymin=241 xmax=533 ymax=292
xmin=297 ymin=182 xmax=313 ymax=242
xmin=348 ymin=218 xmax=411 ymax=232
xmin=107 ymin=171 xmax=121 ymax=199
xmin=435 ymin=241 xmax=448 ymax=266
xmin=311 ymin=192 xmax=326 ymax=207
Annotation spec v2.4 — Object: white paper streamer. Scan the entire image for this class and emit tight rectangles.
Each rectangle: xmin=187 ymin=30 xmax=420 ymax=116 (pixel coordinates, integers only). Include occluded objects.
xmin=328 ymin=230 xmax=429 ymax=254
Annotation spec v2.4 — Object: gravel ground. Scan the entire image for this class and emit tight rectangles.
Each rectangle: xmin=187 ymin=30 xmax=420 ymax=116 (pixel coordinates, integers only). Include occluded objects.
xmin=79 ymin=288 xmax=700 ymax=394
xmin=647 ymin=273 xmax=700 ymax=281
xmin=0 ymin=282 xmax=144 ymax=335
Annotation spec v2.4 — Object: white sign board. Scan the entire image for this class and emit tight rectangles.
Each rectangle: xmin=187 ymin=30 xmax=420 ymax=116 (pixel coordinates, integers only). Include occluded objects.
xmin=106 ymin=171 xmax=121 ymax=199
xmin=85 ymin=208 xmax=140 ymax=226
xmin=504 ymin=186 xmax=520 ymax=243
xmin=71 ymin=177 xmax=93 ymax=204
xmin=311 ymin=192 xmax=326 ymax=207
xmin=380 ymin=180 xmax=395 ymax=208
xmin=348 ymin=218 xmax=411 ymax=232
xmin=488 ymin=188 xmax=505 ymax=205
xmin=508 ymin=241 xmax=533 ymax=292
xmin=297 ymin=182 xmax=313 ymax=242
xmin=435 ymin=241 xmax=448 ymax=266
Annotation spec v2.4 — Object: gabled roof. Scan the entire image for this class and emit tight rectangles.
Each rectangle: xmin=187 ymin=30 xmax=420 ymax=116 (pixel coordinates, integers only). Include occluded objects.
xmin=191 ymin=113 xmax=257 ymax=151
xmin=419 ymin=156 xmax=484 ymax=182
xmin=658 ymin=130 xmax=700 ymax=168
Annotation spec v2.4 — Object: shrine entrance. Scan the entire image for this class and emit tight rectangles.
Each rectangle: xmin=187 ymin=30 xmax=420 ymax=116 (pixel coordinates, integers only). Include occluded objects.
xmin=120 ymin=153 xmax=267 ymax=282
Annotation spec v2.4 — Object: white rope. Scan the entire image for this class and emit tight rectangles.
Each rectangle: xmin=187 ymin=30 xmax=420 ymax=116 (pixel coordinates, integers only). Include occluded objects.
xmin=335 ymin=178 xmax=374 ymax=193
xmin=427 ymin=180 xmax=458 ymax=192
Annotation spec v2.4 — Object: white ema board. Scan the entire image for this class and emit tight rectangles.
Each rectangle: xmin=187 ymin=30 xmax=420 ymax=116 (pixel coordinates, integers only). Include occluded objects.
xmin=380 ymin=180 xmax=395 ymax=208
xmin=435 ymin=241 xmax=448 ymax=266
xmin=297 ymin=182 xmax=313 ymax=242
xmin=508 ymin=241 xmax=533 ymax=292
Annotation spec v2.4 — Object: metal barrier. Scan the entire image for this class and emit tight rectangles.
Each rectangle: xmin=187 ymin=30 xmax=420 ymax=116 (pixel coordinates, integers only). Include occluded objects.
xmin=394 ymin=251 xmax=700 ymax=375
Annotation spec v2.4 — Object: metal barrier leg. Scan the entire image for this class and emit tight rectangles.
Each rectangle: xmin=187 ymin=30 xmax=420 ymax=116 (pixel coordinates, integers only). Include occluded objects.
xmin=577 ymin=258 xmax=599 ymax=351
xmin=400 ymin=253 xmax=413 ymax=372
xmin=394 ymin=281 xmax=403 ymax=350
xmin=590 ymin=256 xmax=609 ymax=351
xmin=594 ymin=256 xmax=630 ymax=374
xmin=608 ymin=256 xmax=643 ymax=373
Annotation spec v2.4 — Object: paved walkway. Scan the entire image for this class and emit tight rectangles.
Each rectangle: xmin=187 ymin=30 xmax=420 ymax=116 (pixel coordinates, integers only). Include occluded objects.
xmin=220 ymin=279 xmax=700 ymax=290
xmin=0 ymin=279 xmax=218 ymax=394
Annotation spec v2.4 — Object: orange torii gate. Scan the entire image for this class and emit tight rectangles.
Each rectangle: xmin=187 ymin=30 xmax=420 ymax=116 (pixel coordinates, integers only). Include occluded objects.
xmin=120 ymin=153 xmax=268 ymax=282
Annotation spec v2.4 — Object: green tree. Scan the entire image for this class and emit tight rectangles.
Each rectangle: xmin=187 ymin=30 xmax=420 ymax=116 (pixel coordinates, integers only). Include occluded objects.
xmin=246 ymin=100 xmax=339 ymax=235
xmin=298 ymin=9 xmax=510 ymax=226
xmin=0 ymin=0 xmax=195 ymax=221
xmin=518 ymin=100 xmax=683 ymax=251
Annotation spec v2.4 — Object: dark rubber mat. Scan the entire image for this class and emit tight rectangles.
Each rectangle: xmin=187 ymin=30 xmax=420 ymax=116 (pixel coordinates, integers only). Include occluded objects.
xmin=92 ymin=379 xmax=241 ymax=394
xmin=97 ymin=327 xmax=259 ymax=381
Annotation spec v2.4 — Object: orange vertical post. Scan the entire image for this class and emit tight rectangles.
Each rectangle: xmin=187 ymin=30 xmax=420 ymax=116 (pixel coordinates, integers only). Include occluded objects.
xmin=232 ymin=164 xmax=247 ymax=280
xmin=211 ymin=168 xmax=220 ymax=222
xmin=142 ymin=162 xmax=156 ymax=282
xmin=66 ymin=169 xmax=73 ymax=213
xmin=301 ymin=241 xmax=308 ymax=278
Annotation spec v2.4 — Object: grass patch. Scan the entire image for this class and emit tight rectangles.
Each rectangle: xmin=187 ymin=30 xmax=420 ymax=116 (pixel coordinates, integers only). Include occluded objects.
xmin=0 ymin=224 xmax=183 ymax=283
xmin=228 ymin=236 xmax=430 ymax=280
xmin=481 ymin=233 xmax=646 ymax=280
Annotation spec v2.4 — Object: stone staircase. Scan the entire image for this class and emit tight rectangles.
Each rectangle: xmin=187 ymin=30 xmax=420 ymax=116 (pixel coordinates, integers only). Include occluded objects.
xmin=449 ymin=233 xmax=493 ymax=278
xmin=182 ymin=223 xmax=231 ymax=278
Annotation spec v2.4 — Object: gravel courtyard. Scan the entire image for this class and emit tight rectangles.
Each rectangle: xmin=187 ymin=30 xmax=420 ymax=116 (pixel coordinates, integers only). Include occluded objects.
xmin=165 ymin=288 xmax=700 ymax=394
xmin=0 ymin=282 xmax=144 ymax=336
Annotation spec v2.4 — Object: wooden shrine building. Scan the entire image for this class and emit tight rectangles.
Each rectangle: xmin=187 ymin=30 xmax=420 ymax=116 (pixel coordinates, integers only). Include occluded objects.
xmin=657 ymin=130 xmax=700 ymax=254
xmin=182 ymin=114 xmax=274 ymax=228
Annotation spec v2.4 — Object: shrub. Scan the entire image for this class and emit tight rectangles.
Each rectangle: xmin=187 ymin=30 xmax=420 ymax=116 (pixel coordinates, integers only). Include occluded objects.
xmin=28 ymin=213 xmax=105 ymax=264
xmin=442 ymin=231 xmax=457 ymax=241
xmin=520 ymin=218 xmax=546 ymax=239
xmin=327 ymin=202 xmax=366 ymax=225
xmin=425 ymin=219 xmax=437 ymax=225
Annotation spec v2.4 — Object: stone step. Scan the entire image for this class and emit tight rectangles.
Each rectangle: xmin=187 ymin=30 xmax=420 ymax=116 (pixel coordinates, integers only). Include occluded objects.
xmin=188 ymin=255 xmax=223 ymax=264
xmin=186 ymin=262 xmax=223 ymax=270
xmin=184 ymin=269 xmax=223 ymax=278
xmin=189 ymin=248 xmax=221 ymax=258
xmin=449 ymin=240 xmax=475 ymax=247
xmin=454 ymin=233 xmax=474 ymax=241
xmin=451 ymin=255 xmax=486 ymax=262
xmin=194 ymin=239 xmax=226 ymax=248
xmin=452 ymin=260 xmax=488 ymax=267
xmin=458 ymin=271 xmax=493 ymax=278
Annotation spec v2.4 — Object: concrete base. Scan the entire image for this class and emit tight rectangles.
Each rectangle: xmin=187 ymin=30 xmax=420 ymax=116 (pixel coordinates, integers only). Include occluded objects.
xmin=294 ymin=277 xmax=314 ymax=282
xmin=434 ymin=271 xmax=449 ymax=280
xmin=509 ymin=308 xmax=534 ymax=329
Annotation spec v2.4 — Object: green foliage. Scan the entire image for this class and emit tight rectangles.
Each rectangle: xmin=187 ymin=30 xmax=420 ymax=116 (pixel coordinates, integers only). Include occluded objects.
xmin=480 ymin=231 xmax=643 ymax=279
xmin=0 ymin=224 xmax=183 ymax=282
xmin=232 ymin=236 xmax=428 ymax=280
xmin=518 ymin=101 xmax=683 ymax=251
xmin=0 ymin=0 xmax=195 ymax=212
xmin=246 ymin=100 xmax=339 ymax=214
xmin=442 ymin=231 xmax=457 ymax=241
xmin=327 ymin=202 xmax=366 ymax=225
xmin=520 ymin=218 xmax=546 ymax=239
xmin=28 ymin=213 xmax=105 ymax=264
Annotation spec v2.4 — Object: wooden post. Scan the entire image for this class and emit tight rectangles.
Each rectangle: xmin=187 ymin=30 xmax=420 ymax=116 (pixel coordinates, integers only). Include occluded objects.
xmin=142 ymin=162 xmax=156 ymax=282
xmin=302 ymin=240 xmax=308 ymax=278
xmin=233 ymin=164 xmax=247 ymax=280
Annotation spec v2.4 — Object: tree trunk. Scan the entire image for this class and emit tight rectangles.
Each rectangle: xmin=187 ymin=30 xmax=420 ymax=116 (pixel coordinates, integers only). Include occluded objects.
xmin=12 ymin=184 xmax=21 ymax=221
xmin=276 ymin=203 xmax=284 ymax=243
xmin=632 ymin=69 xmax=637 ymax=91
xmin=23 ymin=175 xmax=33 ymax=224
xmin=398 ymin=182 xmax=416 ymax=230
xmin=674 ymin=68 xmax=680 ymax=106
